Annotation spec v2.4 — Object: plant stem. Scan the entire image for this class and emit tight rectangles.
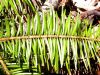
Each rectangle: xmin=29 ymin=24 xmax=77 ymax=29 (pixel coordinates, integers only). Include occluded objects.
xmin=0 ymin=56 xmax=10 ymax=75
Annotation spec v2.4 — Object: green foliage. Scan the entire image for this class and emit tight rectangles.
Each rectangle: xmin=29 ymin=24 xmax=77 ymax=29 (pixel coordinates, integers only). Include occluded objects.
xmin=0 ymin=0 xmax=100 ymax=75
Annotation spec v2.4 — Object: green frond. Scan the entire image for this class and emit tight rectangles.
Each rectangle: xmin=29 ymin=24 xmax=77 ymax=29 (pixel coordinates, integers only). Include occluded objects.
xmin=0 ymin=0 xmax=100 ymax=75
